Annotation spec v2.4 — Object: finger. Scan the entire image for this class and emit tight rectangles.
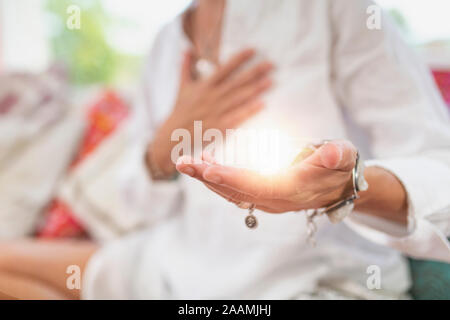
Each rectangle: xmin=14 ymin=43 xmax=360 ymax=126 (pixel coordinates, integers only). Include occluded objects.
xmin=203 ymin=182 xmax=293 ymax=213
xmin=176 ymin=156 xmax=264 ymax=198
xmin=180 ymin=51 xmax=194 ymax=85
xmin=221 ymin=99 xmax=264 ymax=128
xmin=208 ymin=49 xmax=255 ymax=85
xmin=176 ymin=158 xmax=293 ymax=210
xmin=201 ymin=151 xmax=218 ymax=165
xmin=216 ymin=61 xmax=273 ymax=98
xmin=304 ymin=140 xmax=357 ymax=171
xmin=254 ymin=204 xmax=286 ymax=214
xmin=176 ymin=155 xmax=206 ymax=178
xmin=204 ymin=182 xmax=257 ymax=204
xmin=201 ymin=165 xmax=288 ymax=198
xmin=290 ymin=146 xmax=316 ymax=165
xmin=176 ymin=157 xmax=254 ymax=201
xmin=177 ymin=157 xmax=292 ymax=199
xmin=219 ymin=77 xmax=272 ymax=114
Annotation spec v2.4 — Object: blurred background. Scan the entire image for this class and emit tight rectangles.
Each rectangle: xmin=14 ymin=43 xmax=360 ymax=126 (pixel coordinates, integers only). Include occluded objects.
xmin=0 ymin=0 xmax=449 ymax=88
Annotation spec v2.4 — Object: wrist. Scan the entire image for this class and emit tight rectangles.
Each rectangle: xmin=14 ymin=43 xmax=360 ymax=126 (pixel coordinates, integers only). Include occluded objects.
xmin=147 ymin=126 xmax=177 ymax=180
xmin=322 ymin=151 xmax=368 ymax=222
xmin=353 ymin=166 xmax=380 ymax=209
xmin=323 ymin=173 xmax=354 ymax=208
xmin=353 ymin=166 xmax=408 ymax=224
xmin=342 ymin=174 xmax=356 ymax=199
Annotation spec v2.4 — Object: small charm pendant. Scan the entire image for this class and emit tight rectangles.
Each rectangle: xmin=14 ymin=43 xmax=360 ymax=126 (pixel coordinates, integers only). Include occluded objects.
xmin=245 ymin=213 xmax=258 ymax=229
xmin=195 ymin=59 xmax=216 ymax=78
xmin=245 ymin=204 xmax=257 ymax=229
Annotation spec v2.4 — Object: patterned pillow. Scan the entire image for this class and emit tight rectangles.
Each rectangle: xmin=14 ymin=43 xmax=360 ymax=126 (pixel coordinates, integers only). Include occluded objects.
xmin=36 ymin=90 xmax=129 ymax=239
xmin=409 ymin=256 xmax=450 ymax=300
xmin=432 ymin=70 xmax=450 ymax=108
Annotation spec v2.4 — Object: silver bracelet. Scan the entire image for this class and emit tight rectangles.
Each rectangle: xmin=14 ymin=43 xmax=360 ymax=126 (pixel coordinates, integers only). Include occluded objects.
xmin=145 ymin=145 xmax=179 ymax=181
xmin=306 ymin=151 xmax=367 ymax=246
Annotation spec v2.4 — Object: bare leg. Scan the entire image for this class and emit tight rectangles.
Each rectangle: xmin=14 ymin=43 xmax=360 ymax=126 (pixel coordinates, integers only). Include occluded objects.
xmin=0 ymin=239 xmax=97 ymax=300
xmin=0 ymin=271 xmax=67 ymax=300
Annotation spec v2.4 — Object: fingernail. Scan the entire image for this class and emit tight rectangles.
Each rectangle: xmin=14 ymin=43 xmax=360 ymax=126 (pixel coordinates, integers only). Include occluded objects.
xmin=180 ymin=167 xmax=195 ymax=177
xmin=322 ymin=142 xmax=342 ymax=169
xmin=204 ymin=173 xmax=222 ymax=184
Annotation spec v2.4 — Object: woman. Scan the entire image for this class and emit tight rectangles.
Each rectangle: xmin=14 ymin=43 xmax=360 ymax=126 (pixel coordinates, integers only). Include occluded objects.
xmin=1 ymin=0 xmax=450 ymax=299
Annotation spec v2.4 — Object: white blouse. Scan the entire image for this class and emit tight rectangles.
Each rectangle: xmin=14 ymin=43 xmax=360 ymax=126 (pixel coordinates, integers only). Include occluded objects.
xmin=82 ymin=0 xmax=450 ymax=299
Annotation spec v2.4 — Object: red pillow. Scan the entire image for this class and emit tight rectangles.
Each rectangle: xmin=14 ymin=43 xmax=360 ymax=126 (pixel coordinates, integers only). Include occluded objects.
xmin=432 ymin=70 xmax=450 ymax=107
xmin=36 ymin=90 xmax=129 ymax=239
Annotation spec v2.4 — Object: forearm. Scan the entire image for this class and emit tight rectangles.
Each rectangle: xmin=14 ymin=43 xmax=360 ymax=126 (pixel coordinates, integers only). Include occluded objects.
xmin=146 ymin=131 xmax=177 ymax=179
xmin=354 ymin=166 xmax=408 ymax=225
xmin=145 ymin=116 xmax=184 ymax=180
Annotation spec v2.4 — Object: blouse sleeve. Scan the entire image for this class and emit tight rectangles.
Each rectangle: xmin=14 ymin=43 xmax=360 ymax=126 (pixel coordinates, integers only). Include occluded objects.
xmin=330 ymin=0 xmax=450 ymax=262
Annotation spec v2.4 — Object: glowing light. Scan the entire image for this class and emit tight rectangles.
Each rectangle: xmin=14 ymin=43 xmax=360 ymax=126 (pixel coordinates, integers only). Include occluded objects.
xmin=215 ymin=127 xmax=306 ymax=176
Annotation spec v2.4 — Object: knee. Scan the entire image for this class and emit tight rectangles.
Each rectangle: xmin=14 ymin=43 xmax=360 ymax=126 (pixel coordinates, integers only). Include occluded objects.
xmin=0 ymin=242 xmax=14 ymax=271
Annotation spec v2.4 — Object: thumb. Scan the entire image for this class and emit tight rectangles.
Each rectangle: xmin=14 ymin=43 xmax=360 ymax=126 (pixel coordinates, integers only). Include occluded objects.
xmin=180 ymin=51 xmax=194 ymax=85
xmin=305 ymin=140 xmax=357 ymax=171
